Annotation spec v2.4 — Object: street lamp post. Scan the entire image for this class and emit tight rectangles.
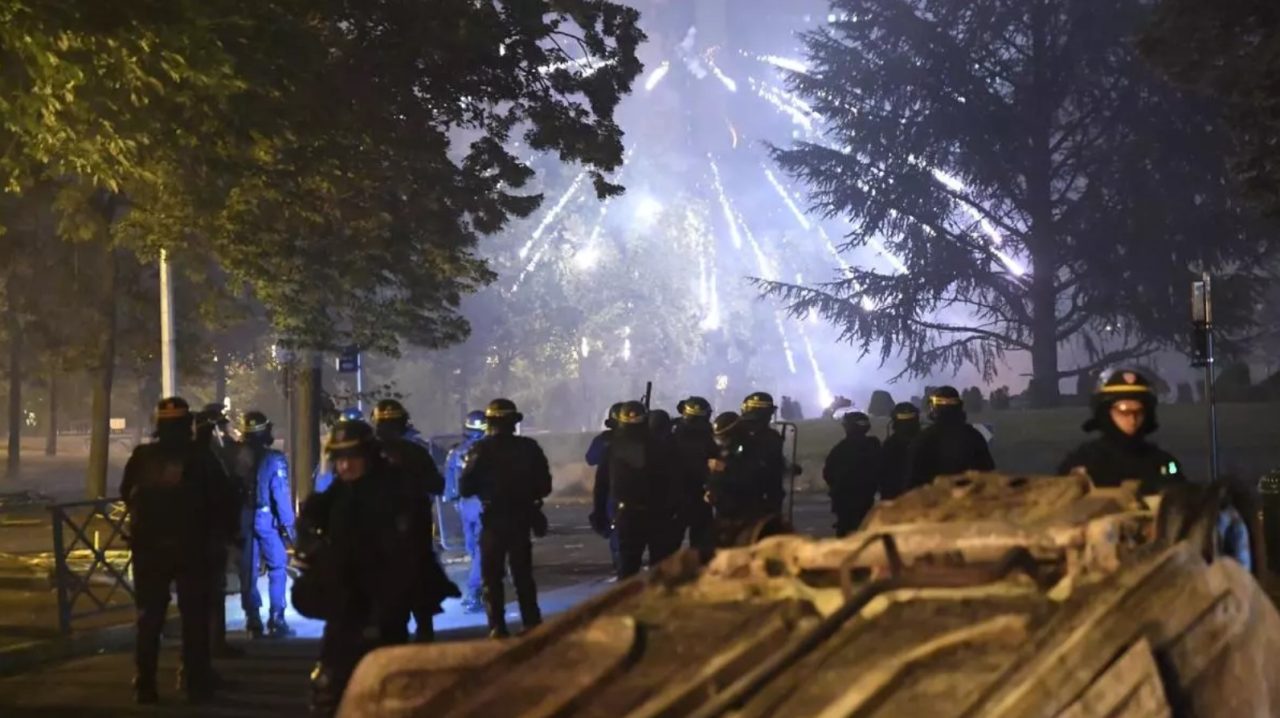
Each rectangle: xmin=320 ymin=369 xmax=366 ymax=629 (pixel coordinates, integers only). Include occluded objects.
xmin=159 ymin=248 xmax=177 ymax=397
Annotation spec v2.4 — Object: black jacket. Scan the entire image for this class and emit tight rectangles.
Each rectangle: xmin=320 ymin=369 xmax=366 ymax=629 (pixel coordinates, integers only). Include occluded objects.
xmin=672 ymin=420 xmax=717 ymax=507
xmin=1058 ymin=434 xmax=1184 ymax=495
xmin=120 ymin=440 xmax=238 ymax=554
xmin=823 ymin=435 xmax=883 ymax=524
xmin=459 ymin=433 xmax=553 ymax=516
xmin=709 ymin=423 xmax=786 ymax=521
xmin=906 ymin=416 xmax=995 ymax=490
xmin=879 ymin=431 xmax=916 ymax=500
xmin=605 ymin=426 xmax=667 ymax=511
xmin=293 ymin=460 xmax=448 ymax=622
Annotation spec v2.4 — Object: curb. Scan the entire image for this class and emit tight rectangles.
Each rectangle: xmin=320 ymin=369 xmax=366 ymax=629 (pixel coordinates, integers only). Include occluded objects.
xmin=0 ymin=615 xmax=178 ymax=678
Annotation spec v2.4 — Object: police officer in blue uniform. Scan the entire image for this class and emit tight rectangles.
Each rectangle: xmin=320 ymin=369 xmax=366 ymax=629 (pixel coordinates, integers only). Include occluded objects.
xmin=232 ymin=410 xmax=296 ymax=639
xmin=445 ymin=410 xmax=488 ymax=612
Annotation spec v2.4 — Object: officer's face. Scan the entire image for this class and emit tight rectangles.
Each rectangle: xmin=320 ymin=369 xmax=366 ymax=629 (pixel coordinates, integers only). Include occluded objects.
xmin=1109 ymin=400 xmax=1145 ymax=437
xmin=334 ymin=455 xmax=368 ymax=482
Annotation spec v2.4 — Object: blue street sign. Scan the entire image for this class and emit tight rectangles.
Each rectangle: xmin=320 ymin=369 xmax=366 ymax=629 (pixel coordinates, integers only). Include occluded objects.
xmin=336 ymin=346 xmax=360 ymax=374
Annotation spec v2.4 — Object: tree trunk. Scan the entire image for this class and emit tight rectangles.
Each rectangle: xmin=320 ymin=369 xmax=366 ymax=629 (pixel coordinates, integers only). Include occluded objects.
xmin=6 ymin=286 xmax=21 ymax=480
xmin=1028 ymin=268 xmax=1060 ymax=408
xmin=86 ymin=248 xmax=118 ymax=499
xmin=44 ymin=367 xmax=56 ymax=456
xmin=290 ymin=352 xmax=322 ymax=506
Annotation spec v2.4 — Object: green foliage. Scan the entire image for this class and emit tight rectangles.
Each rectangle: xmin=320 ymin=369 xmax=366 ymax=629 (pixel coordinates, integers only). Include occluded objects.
xmin=761 ymin=0 xmax=1275 ymax=404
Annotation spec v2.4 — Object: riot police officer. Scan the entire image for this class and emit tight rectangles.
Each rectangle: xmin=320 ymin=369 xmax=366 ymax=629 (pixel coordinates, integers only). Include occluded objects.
xmin=1058 ymin=370 xmax=1184 ymax=494
xmin=120 ymin=398 xmax=236 ymax=704
xmin=372 ymin=399 xmax=445 ymax=639
xmin=460 ymin=399 xmax=553 ymax=638
xmin=589 ymin=402 xmax=625 ymax=552
xmin=444 ymin=410 xmax=488 ymax=613
xmin=823 ymin=412 xmax=883 ymax=536
xmin=906 ymin=387 xmax=995 ymax=489
xmin=313 ymin=407 xmax=365 ymax=495
xmin=879 ymin=402 xmax=921 ymax=499
xmin=605 ymin=401 xmax=669 ymax=579
xmin=737 ymin=392 xmax=788 ymax=516
xmin=194 ymin=404 xmax=242 ymax=659
xmin=231 ymin=411 xmax=296 ymax=639
xmin=586 ymin=402 xmax=625 ymax=467
xmin=671 ymin=396 xmax=717 ymax=558
xmin=372 ymin=400 xmax=444 ymax=495
xmin=294 ymin=420 xmax=443 ymax=715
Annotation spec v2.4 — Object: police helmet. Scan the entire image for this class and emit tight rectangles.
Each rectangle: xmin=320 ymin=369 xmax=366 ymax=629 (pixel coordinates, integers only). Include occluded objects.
xmin=891 ymin=402 xmax=921 ymax=422
xmin=604 ymin=402 xmax=625 ymax=429
xmin=240 ymin=410 xmax=272 ymax=435
xmin=199 ymin=403 xmax=229 ymax=427
xmin=325 ymin=419 xmax=375 ymax=458
xmin=616 ymin=401 xmax=648 ymax=426
xmin=679 ymin=396 xmax=713 ymax=419
xmin=741 ymin=391 xmax=777 ymax=421
xmin=712 ymin=411 xmax=741 ymax=437
xmin=841 ymin=411 xmax=872 ymax=431
xmin=155 ymin=397 xmax=192 ymax=425
xmin=889 ymin=402 xmax=921 ymax=433
xmin=484 ymin=398 xmax=523 ymax=427
xmin=372 ymin=399 xmax=409 ymax=425
xmin=464 ymin=410 xmax=487 ymax=433
xmin=927 ymin=386 xmax=964 ymax=419
xmin=338 ymin=407 xmax=364 ymax=423
xmin=1086 ymin=369 xmax=1159 ymax=434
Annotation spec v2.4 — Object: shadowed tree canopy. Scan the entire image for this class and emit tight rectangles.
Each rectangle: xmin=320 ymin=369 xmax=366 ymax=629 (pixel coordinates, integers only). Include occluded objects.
xmin=1141 ymin=1 xmax=1280 ymax=220
xmin=760 ymin=0 xmax=1275 ymax=406
xmin=115 ymin=0 xmax=645 ymax=355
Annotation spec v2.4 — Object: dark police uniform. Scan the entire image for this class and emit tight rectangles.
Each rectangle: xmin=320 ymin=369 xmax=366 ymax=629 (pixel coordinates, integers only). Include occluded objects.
xmin=121 ymin=401 xmax=236 ymax=703
xmin=459 ymin=406 xmax=552 ymax=637
xmin=906 ymin=389 xmax=994 ymax=490
xmin=294 ymin=422 xmax=443 ymax=715
xmin=606 ymin=415 xmax=668 ymax=579
xmin=671 ymin=417 xmax=717 ymax=557
xmin=823 ymin=429 xmax=883 ymax=536
xmin=1058 ymin=370 xmax=1184 ymax=496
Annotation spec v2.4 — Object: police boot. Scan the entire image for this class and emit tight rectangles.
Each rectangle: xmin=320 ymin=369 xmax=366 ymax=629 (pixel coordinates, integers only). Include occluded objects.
xmin=246 ymin=613 xmax=265 ymax=639
xmin=461 ymin=591 xmax=485 ymax=614
xmin=267 ymin=610 xmax=296 ymax=639
xmin=133 ymin=675 xmax=159 ymax=705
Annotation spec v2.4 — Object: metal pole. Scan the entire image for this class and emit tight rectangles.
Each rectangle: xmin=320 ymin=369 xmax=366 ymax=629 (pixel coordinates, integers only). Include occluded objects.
xmin=356 ymin=353 xmax=364 ymax=412
xmin=159 ymin=249 xmax=177 ymax=397
xmin=1201 ymin=272 xmax=1220 ymax=483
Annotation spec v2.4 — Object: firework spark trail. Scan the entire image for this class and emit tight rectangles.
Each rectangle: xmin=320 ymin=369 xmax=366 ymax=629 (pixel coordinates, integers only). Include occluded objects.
xmin=705 ymin=54 xmax=738 ymax=92
xmin=643 ymin=61 xmax=671 ymax=92
xmin=748 ymin=78 xmax=820 ymax=133
xmin=763 ymin=167 xmax=812 ymax=230
xmin=745 ymin=53 xmax=810 ymax=75
xmin=709 ymin=159 xmax=745 ymax=250
xmin=930 ymin=169 xmax=1027 ymax=276
xmin=518 ymin=171 xmax=587 ymax=260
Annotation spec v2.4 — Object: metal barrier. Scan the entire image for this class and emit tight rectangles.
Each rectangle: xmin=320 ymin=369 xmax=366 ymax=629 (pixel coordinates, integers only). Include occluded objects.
xmin=49 ymin=498 xmax=134 ymax=635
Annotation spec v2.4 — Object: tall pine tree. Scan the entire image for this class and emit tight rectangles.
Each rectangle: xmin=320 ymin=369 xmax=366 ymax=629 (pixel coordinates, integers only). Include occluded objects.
xmin=764 ymin=0 xmax=1275 ymax=405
